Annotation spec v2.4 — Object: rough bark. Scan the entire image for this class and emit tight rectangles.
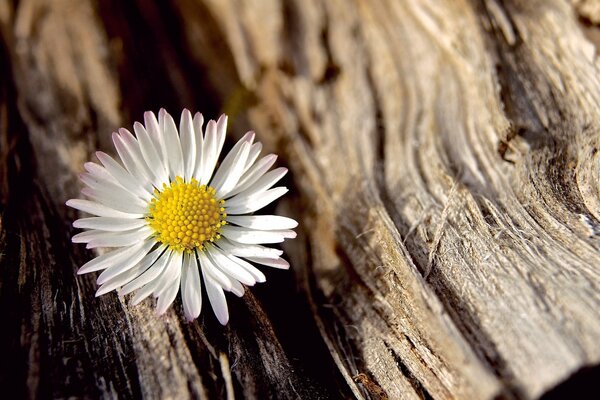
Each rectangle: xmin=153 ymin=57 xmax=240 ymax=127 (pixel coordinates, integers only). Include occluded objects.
xmin=1 ymin=0 xmax=599 ymax=399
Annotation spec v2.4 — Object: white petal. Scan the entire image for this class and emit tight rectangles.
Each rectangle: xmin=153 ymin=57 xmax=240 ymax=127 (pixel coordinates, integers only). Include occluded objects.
xmin=86 ymin=226 xmax=153 ymax=249
xmin=179 ymin=109 xmax=197 ymax=181
xmin=84 ymin=162 xmax=118 ymax=184
xmin=77 ymin=240 xmax=148 ymax=274
xmin=117 ymin=128 xmax=160 ymax=188
xmin=80 ymin=172 xmax=149 ymax=206
xmin=199 ymin=120 xmax=219 ymax=184
xmin=215 ymin=114 xmax=228 ymax=157
xmin=144 ymin=111 xmax=168 ymax=166
xmin=193 ymin=112 xmax=205 ymax=178
xmin=214 ymin=141 xmax=251 ymax=198
xmin=224 ymin=253 xmax=266 ymax=283
xmin=181 ymin=253 xmax=202 ymax=321
xmin=226 ymin=215 xmax=298 ymax=230
xmin=201 ymin=265 xmax=229 ymax=325
xmin=67 ymin=199 xmax=144 ymax=219
xmin=133 ymin=121 xmax=169 ymax=183
xmin=244 ymin=142 xmax=262 ymax=172
xmin=156 ymin=279 xmax=180 ymax=315
xmin=96 ymin=240 xmax=155 ymax=284
xmin=95 ymin=245 xmax=161 ymax=296
xmin=230 ymin=280 xmax=245 ymax=297
xmin=225 ymin=154 xmax=277 ymax=198
xmin=72 ymin=229 xmax=104 ymax=243
xmin=225 ymin=168 xmax=287 ymax=207
xmin=131 ymin=251 xmax=174 ymax=305
xmin=211 ymin=132 xmax=254 ymax=192
xmin=95 ymin=266 xmax=142 ymax=297
xmin=206 ymin=245 xmax=256 ymax=286
xmin=112 ymin=131 xmax=153 ymax=199
xmin=120 ymin=246 xmax=169 ymax=295
xmin=245 ymin=256 xmax=290 ymax=270
xmin=198 ymin=251 xmax=233 ymax=291
xmin=216 ymin=237 xmax=283 ymax=258
xmin=154 ymin=251 xmax=183 ymax=297
xmin=221 ymin=225 xmax=296 ymax=244
xmin=81 ymin=188 xmax=148 ymax=214
xmin=161 ymin=110 xmax=184 ymax=179
xmin=225 ymin=187 xmax=289 ymax=215
xmin=95 ymin=152 xmax=151 ymax=200
xmin=73 ymin=217 xmax=147 ymax=232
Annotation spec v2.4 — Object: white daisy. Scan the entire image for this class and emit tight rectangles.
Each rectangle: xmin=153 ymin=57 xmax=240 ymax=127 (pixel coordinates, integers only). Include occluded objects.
xmin=67 ymin=109 xmax=297 ymax=324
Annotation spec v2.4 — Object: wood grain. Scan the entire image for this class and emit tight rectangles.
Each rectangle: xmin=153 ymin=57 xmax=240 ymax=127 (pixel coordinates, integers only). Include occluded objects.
xmin=1 ymin=0 xmax=599 ymax=399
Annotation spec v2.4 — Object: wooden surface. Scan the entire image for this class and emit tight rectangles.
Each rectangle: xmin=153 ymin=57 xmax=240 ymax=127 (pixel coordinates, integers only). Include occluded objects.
xmin=1 ymin=0 xmax=599 ymax=399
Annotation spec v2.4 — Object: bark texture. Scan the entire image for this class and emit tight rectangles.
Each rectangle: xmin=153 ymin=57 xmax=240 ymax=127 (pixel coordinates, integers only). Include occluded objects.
xmin=1 ymin=0 xmax=599 ymax=399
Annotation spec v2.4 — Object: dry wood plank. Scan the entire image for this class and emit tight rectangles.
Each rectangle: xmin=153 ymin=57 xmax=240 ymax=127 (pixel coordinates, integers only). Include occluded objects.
xmin=1 ymin=0 xmax=600 ymax=399
xmin=174 ymin=0 xmax=600 ymax=398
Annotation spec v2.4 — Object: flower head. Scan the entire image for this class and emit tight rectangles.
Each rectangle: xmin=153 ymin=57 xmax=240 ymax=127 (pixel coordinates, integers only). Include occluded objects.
xmin=67 ymin=109 xmax=297 ymax=324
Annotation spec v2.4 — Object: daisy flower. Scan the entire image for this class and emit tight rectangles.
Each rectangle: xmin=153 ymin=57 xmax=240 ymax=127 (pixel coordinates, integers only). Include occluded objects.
xmin=67 ymin=109 xmax=297 ymax=324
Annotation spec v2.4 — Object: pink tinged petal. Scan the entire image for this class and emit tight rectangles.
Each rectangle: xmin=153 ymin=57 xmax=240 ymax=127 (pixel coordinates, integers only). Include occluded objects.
xmin=246 ymin=256 xmax=290 ymax=270
xmin=181 ymin=253 xmax=202 ymax=321
xmin=133 ymin=122 xmax=169 ymax=183
xmin=66 ymin=199 xmax=144 ymax=219
xmin=193 ymin=112 xmax=205 ymax=179
xmin=162 ymin=110 xmax=184 ymax=179
xmin=81 ymin=188 xmax=147 ymax=215
xmin=118 ymin=128 xmax=161 ymax=187
xmin=225 ymin=154 xmax=277 ymax=198
xmin=131 ymin=251 xmax=174 ymax=305
xmin=199 ymin=120 xmax=219 ymax=184
xmin=73 ymin=217 xmax=147 ymax=232
xmin=225 ymin=215 xmax=298 ymax=230
xmin=216 ymin=238 xmax=283 ymax=259
xmin=153 ymin=251 xmax=183 ymax=298
xmin=206 ymin=245 xmax=256 ymax=286
xmin=179 ymin=109 xmax=197 ymax=181
xmin=77 ymin=240 xmax=148 ymax=274
xmin=79 ymin=172 xmax=149 ymax=206
xmin=225 ymin=168 xmax=287 ymax=206
xmin=201 ymin=265 xmax=229 ymax=325
xmin=224 ymin=187 xmax=289 ymax=215
xmin=120 ymin=246 xmax=169 ymax=295
xmin=221 ymin=225 xmax=296 ymax=244
xmin=95 ymin=152 xmax=151 ymax=200
xmin=213 ymin=141 xmax=251 ymax=199
xmin=198 ymin=251 xmax=233 ymax=291
xmin=85 ymin=226 xmax=153 ymax=249
xmin=96 ymin=240 xmax=155 ymax=285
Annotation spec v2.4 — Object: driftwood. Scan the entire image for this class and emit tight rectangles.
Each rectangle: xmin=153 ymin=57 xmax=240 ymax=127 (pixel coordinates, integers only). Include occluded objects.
xmin=1 ymin=0 xmax=599 ymax=399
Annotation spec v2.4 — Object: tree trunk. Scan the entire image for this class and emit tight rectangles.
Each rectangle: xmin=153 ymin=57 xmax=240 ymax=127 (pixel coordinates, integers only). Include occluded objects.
xmin=1 ymin=0 xmax=599 ymax=399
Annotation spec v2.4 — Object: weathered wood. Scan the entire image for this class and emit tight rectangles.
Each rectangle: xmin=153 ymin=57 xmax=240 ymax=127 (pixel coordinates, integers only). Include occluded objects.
xmin=1 ymin=0 xmax=599 ymax=399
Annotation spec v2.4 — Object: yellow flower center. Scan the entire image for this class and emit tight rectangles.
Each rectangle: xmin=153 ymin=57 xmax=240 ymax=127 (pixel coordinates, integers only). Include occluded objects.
xmin=146 ymin=176 xmax=226 ymax=252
